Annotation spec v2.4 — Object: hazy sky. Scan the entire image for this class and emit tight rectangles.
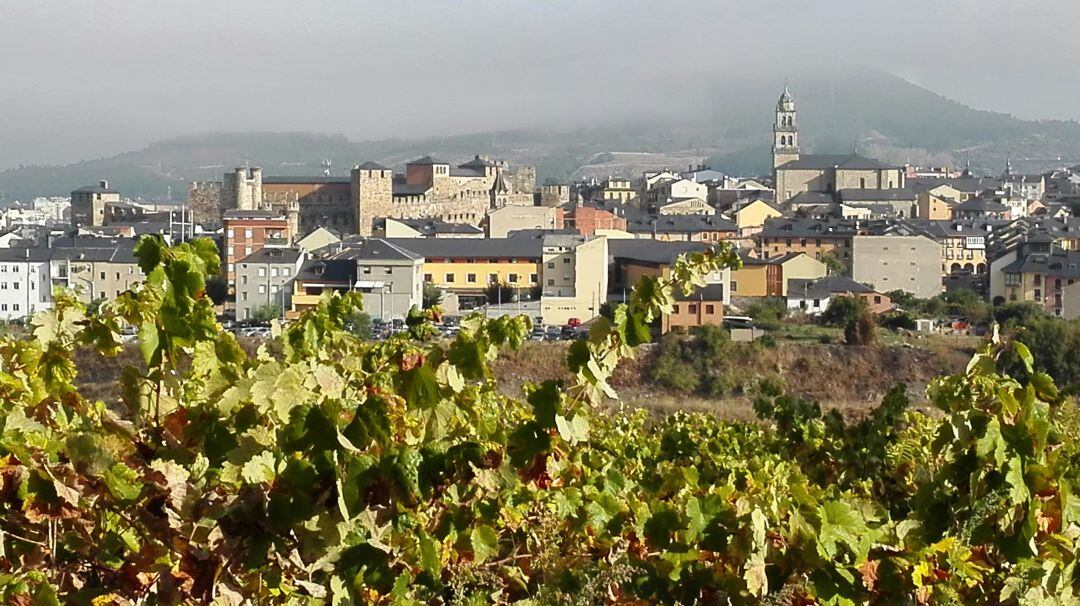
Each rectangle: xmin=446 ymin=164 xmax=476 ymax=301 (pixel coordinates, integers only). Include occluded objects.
xmin=1 ymin=0 xmax=1078 ymax=169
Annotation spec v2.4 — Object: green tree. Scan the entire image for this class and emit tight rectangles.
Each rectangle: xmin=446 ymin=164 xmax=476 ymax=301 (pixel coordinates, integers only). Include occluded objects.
xmin=745 ymin=296 xmax=787 ymax=329
xmin=821 ymin=294 xmax=867 ymax=327
xmin=819 ymin=251 xmax=847 ymax=276
xmin=422 ymin=282 xmax=443 ymax=309
xmin=249 ymin=302 xmax=280 ymax=322
xmin=844 ymin=309 xmax=877 ymax=345
xmin=205 ymin=275 xmax=228 ymax=305
xmin=485 ymin=281 xmax=516 ymax=304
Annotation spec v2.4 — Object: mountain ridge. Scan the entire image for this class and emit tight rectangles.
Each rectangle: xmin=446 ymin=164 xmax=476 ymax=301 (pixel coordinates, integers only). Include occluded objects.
xmin=2 ymin=67 xmax=1078 ymax=203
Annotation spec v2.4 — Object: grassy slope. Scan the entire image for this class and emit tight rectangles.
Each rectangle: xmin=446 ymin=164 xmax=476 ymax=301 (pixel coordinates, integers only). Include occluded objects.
xmin=493 ymin=336 xmax=975 ymax=422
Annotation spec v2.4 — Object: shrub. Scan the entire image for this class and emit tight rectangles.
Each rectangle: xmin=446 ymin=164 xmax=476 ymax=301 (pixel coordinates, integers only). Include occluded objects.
xmin=879 ymin=310 xmax=917 ymax=331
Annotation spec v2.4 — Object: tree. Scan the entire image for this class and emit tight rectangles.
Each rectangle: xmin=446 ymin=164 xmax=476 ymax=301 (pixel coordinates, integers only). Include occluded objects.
xmin=995 ymin=301 xmax=1045 ymax=327
xmin=844 ymin=309 xmax=877 ymax=345
xmin=819 ymin=251 xmax=847 ymax=276
xmin=205 ymin=275 xmax=228 ymax=305
xmin=485 ymin=281 xmax=516 ymax=304
xmin=821 ymin=294 xmax=867 ymax=327
xmin=344 ymin=309 xmax=372 ymax=337
xmin=422 ymin=282 xmax=443 ymax=309
xmin=745 ymin=296 xmax=787 ymax=328
xmin=249 ymin=302 xmax=279 ymax=322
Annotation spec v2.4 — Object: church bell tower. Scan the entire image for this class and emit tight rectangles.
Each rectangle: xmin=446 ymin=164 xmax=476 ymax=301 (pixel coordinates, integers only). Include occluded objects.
xmin=772 ymin=84 xmax=800 ymax=170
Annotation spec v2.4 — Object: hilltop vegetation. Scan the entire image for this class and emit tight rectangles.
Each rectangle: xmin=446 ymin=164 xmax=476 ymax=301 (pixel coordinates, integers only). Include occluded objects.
xmin=4 ymin=67 xmax=1080 ymax=202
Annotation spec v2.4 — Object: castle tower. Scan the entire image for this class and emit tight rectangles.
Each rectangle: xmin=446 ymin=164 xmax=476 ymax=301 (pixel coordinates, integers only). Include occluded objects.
xmin=224 ymin=167 xmax=263 ymax=211
xmin=352 ymin=162 xmax=394 ymax=236
xmin=772 ymin=85 xmax=800 ymax=170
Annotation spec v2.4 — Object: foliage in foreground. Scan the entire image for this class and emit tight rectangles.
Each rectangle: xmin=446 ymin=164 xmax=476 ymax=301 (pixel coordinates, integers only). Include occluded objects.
xmin=1 ymin=236 xmax=1079 ymax=604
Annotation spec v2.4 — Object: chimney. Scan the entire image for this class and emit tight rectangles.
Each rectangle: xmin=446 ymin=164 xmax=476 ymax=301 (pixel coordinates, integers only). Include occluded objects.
xmin=100 ymin=180 xmax=109 ymax=190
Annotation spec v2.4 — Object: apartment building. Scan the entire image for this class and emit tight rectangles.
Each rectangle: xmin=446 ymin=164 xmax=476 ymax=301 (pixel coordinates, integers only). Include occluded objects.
xmin=223 ymin=210 xmax=293 ymax=289
xmin=0 ymin=248 xmax=53 ymax=320
xmin=756 ymin=217 xmax=858 ymax=264
xmin=851 ymin=234 xmax=942 ymax=298
xmin=235 ymin=248 xmax=305 ymax=321
xmin=49 ymin=239 xmax=143 ymax=304
xmin=538 ymin=234 xmax=608 ymax=325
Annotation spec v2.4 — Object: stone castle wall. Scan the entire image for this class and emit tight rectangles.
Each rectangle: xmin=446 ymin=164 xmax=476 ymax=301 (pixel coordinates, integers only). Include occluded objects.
xmin=187 ymin=181 xmax=224 ymax=226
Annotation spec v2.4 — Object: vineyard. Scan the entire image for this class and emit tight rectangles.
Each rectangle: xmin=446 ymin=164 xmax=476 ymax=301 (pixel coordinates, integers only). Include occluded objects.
xmin=1 ymin=236 xmax=1078 ymax=604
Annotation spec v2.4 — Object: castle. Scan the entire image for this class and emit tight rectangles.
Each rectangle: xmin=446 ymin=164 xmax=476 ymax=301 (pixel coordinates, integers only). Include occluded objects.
xmin=188 ymin=155 xmax=536 ymax=236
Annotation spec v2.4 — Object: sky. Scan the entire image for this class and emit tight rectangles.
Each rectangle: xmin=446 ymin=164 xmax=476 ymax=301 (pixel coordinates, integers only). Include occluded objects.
xmin=1 ymin=0 xmax=1078 ymax=169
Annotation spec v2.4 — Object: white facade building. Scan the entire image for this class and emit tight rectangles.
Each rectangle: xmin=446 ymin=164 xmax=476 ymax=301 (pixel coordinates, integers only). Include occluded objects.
xmin=0 ymin=248 xmax=54 ymax=320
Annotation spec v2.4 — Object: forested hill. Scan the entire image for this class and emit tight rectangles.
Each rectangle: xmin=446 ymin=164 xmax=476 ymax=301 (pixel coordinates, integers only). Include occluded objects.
xmin=2 ymin=66 xmax=1079 ymax=202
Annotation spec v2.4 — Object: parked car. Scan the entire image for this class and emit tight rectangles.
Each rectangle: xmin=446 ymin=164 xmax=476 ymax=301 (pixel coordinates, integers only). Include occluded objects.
xmin=566 ymin=317 xmax=582 ymax=328
xmin=545 ymin=326 xmax=563 ymax=340
xmin=528 ymin=328 xmax=546 ymax=341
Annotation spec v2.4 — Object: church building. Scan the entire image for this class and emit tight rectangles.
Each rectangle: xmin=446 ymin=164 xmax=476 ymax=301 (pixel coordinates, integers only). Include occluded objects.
xmin=771 ymin=86 xmax=905 ymax=204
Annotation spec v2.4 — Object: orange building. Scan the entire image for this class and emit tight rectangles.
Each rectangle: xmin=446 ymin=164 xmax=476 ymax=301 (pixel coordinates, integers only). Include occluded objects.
xmin=223 ymin=210 xmax=293 ymax=289
xmin=662 ymin=284 xmax=725 ymax=333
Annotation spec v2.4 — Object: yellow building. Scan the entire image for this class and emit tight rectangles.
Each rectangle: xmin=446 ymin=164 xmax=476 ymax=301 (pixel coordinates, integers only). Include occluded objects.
xmin=729 ymin=251 xmax=826 ymax=297
xmin=916 ymin=192 xmax=954 ymax=220
xmin=381 ymin=237 xmax=542 ymax=308
xmin=733 ymin=199 xmax=783 ymax=236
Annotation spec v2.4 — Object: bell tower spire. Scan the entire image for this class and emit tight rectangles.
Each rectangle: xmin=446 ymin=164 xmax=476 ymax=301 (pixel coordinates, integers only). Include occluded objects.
xmin=772 ymin=83 xmax=800 ymax=170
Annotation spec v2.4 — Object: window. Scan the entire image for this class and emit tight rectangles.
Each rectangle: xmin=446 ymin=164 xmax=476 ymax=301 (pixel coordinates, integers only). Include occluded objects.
xmin=874 ymin=296 xmax=882 ymax=304
xmin=673 ymin=304 xmax=680 ymax=313
xmin=547 ymin=279 xmax=555 ymax=286
xmin=362 ymin=266 xmax=372 ymax=275
xmin=244 ymin=229 xmax=253 ymax=238
xmin=1035 ymin=289 xmax=1042 ymax=300
xmin=730 ymin=281 xmax=738 ymax=292
xmin=1005 ymin=273 xmax=1020 ymax=286
xmin=445 ymin=273 xmax=455 ymax=283
xmin=530 ymin=273 xmax=538 ymax=283
xmin=258 ymin=285 xmax=266 ymax=294
xmin=563 ymin=257 xmax=570 ymax=263
xmin=245 ymin=246 xmax=252 ymax=256
xmin=271 ymin=268 xmax=279 ymax=277
xmin=100 ymin=272 xmax=105 ymax=280
xmin=228 ymin=263 xmax=234 ymax=273
xmin=467 ymin=273 xmax=477 ymax=283
xmin=705 ymin=304 xmax=715 ymax=314
xmin=227 ymin=228 xmax=234 ymax=237
xmin=547 ymin=262 xmax=555 ymax=268
xmin=813 ymin=298 xmax=820 ymax=307
xmin=508 ymin=274 xmax=518 ymax=283
xmin=688 ymin=304 xmax=698 ymax=314
xmin=12 ymin=283 xmax=17 ymax=290
xmin=257 ymin=267 xmax=266 ymax=277
xmin=241 ymin=276 xmax=248 ymax=285
xmin=1034 ymin=275 xmax=1042 ymax=286
xmin=241 ymin=292 xmax=248 ymax=301
xmin=12 ymin=304 xmax=18 ymax=312
xmin=424 ymin=273 xmax=432 ymax=282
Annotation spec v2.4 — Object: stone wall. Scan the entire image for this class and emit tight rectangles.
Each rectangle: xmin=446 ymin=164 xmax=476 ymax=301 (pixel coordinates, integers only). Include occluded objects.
xmin=354 ymin=167 xmax=394 ymax=236
xmin=187 ymin=181 xmax=224 ymax=227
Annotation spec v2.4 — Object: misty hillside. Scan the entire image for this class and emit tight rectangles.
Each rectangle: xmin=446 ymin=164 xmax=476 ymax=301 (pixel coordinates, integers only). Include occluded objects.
xmin=2 ymin=67 xmax=1079 ymax=202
